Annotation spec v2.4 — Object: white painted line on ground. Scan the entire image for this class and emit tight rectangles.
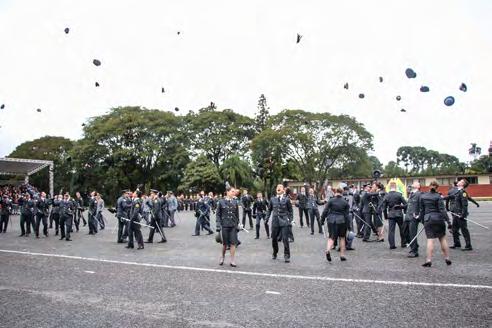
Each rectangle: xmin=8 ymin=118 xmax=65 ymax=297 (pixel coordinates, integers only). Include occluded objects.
xmin=265 ymin=291 xmax=281 ymax=295
xmin=1 ymin=249 xmax=491 ymax=290
xmin=84 ymin=270 xmax=95 ymax=274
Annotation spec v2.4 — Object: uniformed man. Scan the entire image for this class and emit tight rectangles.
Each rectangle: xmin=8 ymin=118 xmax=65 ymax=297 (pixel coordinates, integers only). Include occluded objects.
xmin=126 ymin=190 xmax=144 ymax=249
xmin=447 ymin=179 xmax=472 ymax=251
xmin=361 ymin=183 xmax=385 ymax=242
xmin=295 ymin=186 xmax=309 ymax=228
xmin=59 ymin=193 xmax=76 ymax=241
xmin=406 ymin=182 xmax=422 ymax=258
xmin=87 ymin=191 xmax=98 ymax=235
xmin=0 ymin=195 xmax=12 ymax=233
xmin=146 ymin=189 xmax=167 ymax=243
xmin=34 ymin=192 xmax=50 ymax=238
xmin=74 ymin=192 xmax=87 ymax=231
xmin=266 ymin=184 xmax=294 ymax=263
xmin=253 ymin=192 xmax=269 ymax=239
xmin=116 ymin=190 xmax=132 ymax=243
xmin=216 ymin=186 xmax=240 ymax=267
xmin=306 ymin=188 xmax=324 ymax=235
xmin=167 ymin=192 xmax=178 ymax=227
xmin=193 ymin=193 xmax=214 ymax=236
xmin=18 ymin=193 xmax=35 ymax=237
xmin=50 ymin=195 xmax=62 ymax=236
xmin=241 ymin=190 xmax=254 ymax=230
xmin=96 ymin=193 xmax=105 ymax=230
xmin=380 ymin=182 xmax=407 ymax=249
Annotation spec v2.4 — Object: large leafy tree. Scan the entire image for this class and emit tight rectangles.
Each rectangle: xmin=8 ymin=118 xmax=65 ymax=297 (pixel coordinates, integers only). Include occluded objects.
xmin=396 ymin=146 xmax=464 ymax=175
xmin=469 ymin=155 xmax=492 ymax=173
xmin=269 ymin=109 xmax=374 ymax=184
xmin=219 ymin=155 xmax=253 ymax=189
xmin=180 ymin=155 xmax=222 ymax=193
xmin=184 ymin=107 xmax=255 ymax=167
xmin=8 ymin=136 xmax=74 ymax=193
xmin=70 ymin=106 xmax=189 ymax=198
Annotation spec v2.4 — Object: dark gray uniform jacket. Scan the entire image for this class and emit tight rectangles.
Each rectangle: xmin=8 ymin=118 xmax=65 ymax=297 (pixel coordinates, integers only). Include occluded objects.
xmin=216 ymin=198 xmax=239 ymax=229
xmin=321 ymin=195 xmax=350 ymax=225
xmin=266 ymin=195 xmax=293 ymax=227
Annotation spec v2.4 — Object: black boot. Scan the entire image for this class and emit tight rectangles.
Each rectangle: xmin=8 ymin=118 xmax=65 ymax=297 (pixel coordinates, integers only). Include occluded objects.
xmin=255 ymin=225 xmax=260 ymax=239
xmin=265 ymin=224 xmax=270 ymax=239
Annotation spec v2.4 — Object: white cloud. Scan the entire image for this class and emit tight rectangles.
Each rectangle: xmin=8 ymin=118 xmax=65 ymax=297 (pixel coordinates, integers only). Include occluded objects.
xmin=0 ymin=0 xmax=491 ymax=164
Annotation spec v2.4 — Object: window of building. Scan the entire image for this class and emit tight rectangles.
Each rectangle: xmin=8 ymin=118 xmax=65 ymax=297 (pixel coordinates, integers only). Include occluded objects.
xmin=457 ymin=176 xmax=478 ymax=184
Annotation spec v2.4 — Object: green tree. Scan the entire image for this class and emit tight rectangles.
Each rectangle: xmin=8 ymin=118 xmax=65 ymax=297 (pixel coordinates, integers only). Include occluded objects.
xmin=180 ymin=155 xmax=222 ymax=193
xmin=469 ymin=155 xmax=492 ymax=173
xmin=254 ymin=94 xmax=270 ymax=133
xmin=8 ymin=136 xmax=74 ymax=193
xmin=383 ymin=160 xmax=406 ymax=177
xmin=269 ymin=109 xmax=373 ymax=184
xmin=251 ymin=128 xmax=286 ymax=197
xmin=70 ymin=106 xmax=189 ymax=198
xmin=184 ymin=108 xmax=255 ymax=167
xmin=219 ymin=155 xmax=253 ymax=188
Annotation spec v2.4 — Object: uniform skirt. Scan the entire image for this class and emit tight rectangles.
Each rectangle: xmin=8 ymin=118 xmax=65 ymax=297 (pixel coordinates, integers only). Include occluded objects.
xmin=221 ymin=227 xmax=238 ymax=246
xmin=424 ymin=221 xmax=446 ymax=239
xmin=328 ymin=222 xmax=347 ymax=239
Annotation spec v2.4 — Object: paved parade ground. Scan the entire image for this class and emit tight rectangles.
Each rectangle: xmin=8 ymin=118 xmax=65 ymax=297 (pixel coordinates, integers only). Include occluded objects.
xmin=1 ymin=204 xmax=491 ymax=328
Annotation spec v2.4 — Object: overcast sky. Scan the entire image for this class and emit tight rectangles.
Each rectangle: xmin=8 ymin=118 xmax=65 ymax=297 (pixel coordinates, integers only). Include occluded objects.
xmin=0 ymin=0 xmax=491 ymax=164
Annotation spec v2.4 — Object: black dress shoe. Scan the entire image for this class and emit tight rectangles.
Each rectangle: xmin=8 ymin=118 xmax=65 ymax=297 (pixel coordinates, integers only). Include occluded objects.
xmin=272 ymin=254 xmax=277 ymax=260
xmin=462 ymin=246 xmax=473 ymax=251
xmin=450 ymin=245 xmax=460 ymax=249
xmin=445 ymin=259 xmax=452 ymax=265
xmin=377 ymin=239 xmax=384 ymax=242
xmin=144 ymin=241 xmax=153 ymax=243
xmin=66 ymin=238 xmax=72 ymax=241
xmin=390 ymin=246 xmax=397 ymax=250
xmin=254 ymin=237 xmax=259 ymax=239
xmin=158 ymin=240 xmax=167 ymax=243
xmin=230 ymin=263 xmax=237 ymax=267
xmin=19 ymin=234 xmax=25 ymax=237
xmin=137 ymin=246 xmax=144 ymax=250
xmin=310 ymin=232 xmax=314 ymax=235
xmin=284 ymin=257 xmax=290 ymax=263
xmin=340 ymin=256 xmax=347 ymax=261
xmin=422 ymin=261 xmax=432 ymax=267
xmin=362 ymin=239 xmax=371 ymax=242
xmin=125 ymin=245 xmax=134 ymax=249
xmin=346 ymin=247 xmax=355 ymax=251
xmin=117 ymin=241 xmax=124 ymax=243
xmin=325 ymin=251 xmax=332 ymax=262
xmin=407 ymin=253 xmax=419 ymax=258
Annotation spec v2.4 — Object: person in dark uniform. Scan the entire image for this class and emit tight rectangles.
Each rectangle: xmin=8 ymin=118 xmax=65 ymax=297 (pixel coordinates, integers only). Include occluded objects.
xmin=321 ymin=187 xmax=350 ymax=262
xmin=50 ymin=195 xmax=62 ymax=236
xmin=241 ymin=190 xmax=254 ymax=230
xmin=446 ymin=179 xmax=472 ymax=251
xmin=354 ymin=184 xmax=368 ymax=237
xmin=59 ymin=193 xmax=76 ymax=241
xmin=342 ymin=186 xmax=356 ymax=250
xmin=296 ymin=186 xmax=309 ymax=228
xmin=74 ymin=192 xmax=87 ymax=230
xmin=34 ymin=192 xmax=51 ymax=238
xmin=419 ymin=181 xmax=452 ymax=267
xmin=116 ymin=190 xmax=131 ymax=243
xmin=146 ymin=189 xmax=167 ymax=243
xmin=266 ymin=184 xmax=294 ymax=263
xmin=216 ymin=186 xmax=240 ymax=267
xmin=253 ymin=192 xmax=269 ymax=239
xmin=362 ymin=183 xmax=385 ymax=242
xmin=192 ymin=193 xmax=214 ymax=236
xmin=306 ymin=188 xmax=324 ymax=235
xmin=405 ymin=182 xmax=422 ymax=258
xmin=127 ymin=190 xmax=144 ymax=250
xmin=380 ymin=182 xmax=407 ymax=249
xmin=0 ymin=195 xmax=12 ymax=233
xmin=19 ymin=193 xmax=35 ymax=237
xmin=87 ymin=191 xmax=98 ymax=235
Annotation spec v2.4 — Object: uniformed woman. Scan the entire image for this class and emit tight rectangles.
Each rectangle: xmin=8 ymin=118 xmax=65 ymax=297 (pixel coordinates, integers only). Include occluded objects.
xmin=321 ymin=188 xmax=350 ymax=262
xmin=419 ymin=181 xmax=452 ymax=267
xmin=216 ymin=187 xmax=240 ymax=267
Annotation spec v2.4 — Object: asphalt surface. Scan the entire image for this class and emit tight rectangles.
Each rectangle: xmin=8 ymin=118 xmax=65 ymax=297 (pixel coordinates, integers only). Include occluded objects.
xmin=1 ymin=203 xmax=491 ymax=327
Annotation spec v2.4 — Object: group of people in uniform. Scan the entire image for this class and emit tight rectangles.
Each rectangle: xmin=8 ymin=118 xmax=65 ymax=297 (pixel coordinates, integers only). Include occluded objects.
xmin=1 ymin=177 xmax=480 ymax=269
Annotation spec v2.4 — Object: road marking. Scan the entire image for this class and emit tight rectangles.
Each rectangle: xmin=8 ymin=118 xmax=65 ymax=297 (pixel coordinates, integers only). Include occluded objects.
xmin=1 ymin=249 xmax=491 ymax=290
xmin=84 ymin=270 xmax=95 ymax=274
xmin=265 ymin=291 xmax=281 ymax=295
